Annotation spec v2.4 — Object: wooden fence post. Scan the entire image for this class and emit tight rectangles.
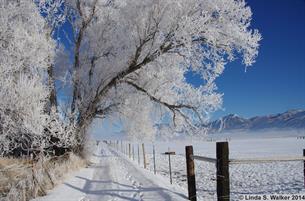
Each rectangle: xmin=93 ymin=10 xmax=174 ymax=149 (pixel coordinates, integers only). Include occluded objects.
xmin=142 ymin=143 xmax=147 ymax=169
xmin=153 ymin=145 xmax=156 ymax=174
xmin=129 ymin=143 xmax=131 ymax=158
xmin=122 ymin=142 xmax=125 ymax=154
xmin=303 ymin=149 xmax=305 ymax=188
xmin=132 ymin=144 xmax=135 ymax=161
xmin=185 ymin=146 xmax=196 ymax=201
xmin=169 ymin=153 xmax=172 ymax=184
xmin=138 ymin=144 xmax=140 ymax=165
xmin=216 ymin=142 xmax=230 ymax=201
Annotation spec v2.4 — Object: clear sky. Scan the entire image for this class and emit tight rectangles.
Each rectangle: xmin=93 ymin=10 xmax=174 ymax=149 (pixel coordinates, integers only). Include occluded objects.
xmin=186 ymin=0 xmax=305 ymax=119
xmin=57 ymin=0 xmax=305 ymax=121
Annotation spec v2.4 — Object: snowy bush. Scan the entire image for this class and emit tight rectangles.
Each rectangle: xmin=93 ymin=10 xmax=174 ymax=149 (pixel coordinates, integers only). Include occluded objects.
xmin=0 ymin=0 xmax=57 ymax=155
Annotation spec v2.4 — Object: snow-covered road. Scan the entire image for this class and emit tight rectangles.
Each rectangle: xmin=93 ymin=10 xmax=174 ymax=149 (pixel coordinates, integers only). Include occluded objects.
xmin=32 ymin=142 xmax=188 ymax=201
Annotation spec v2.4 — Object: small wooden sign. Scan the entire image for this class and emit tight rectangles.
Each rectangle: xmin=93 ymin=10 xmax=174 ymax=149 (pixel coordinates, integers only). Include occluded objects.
xmin=163 ymin=151 xmax=176 ymax=184
xmin=164 ymin=151 xmax=176 ymax=155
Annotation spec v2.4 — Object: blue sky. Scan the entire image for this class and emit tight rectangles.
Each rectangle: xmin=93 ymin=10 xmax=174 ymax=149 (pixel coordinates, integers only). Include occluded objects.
xmin=186 ymin=0 xmax=305 ymax=120
xmin=56 ymin=0 xmax=305 ymax=121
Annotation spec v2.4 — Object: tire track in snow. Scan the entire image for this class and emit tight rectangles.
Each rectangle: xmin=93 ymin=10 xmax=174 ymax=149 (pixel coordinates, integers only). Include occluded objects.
xmin=83 ymin=142 xmax=187 ymax=201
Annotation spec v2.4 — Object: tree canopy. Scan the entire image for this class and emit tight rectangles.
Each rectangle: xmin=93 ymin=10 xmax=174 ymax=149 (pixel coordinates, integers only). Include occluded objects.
xmin=0 ymin=0 xmax=261 ymax=154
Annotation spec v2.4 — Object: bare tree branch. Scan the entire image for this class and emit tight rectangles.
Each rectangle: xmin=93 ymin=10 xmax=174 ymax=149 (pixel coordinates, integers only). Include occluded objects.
xmin=122 ymin=80 xmax=202 ymax=124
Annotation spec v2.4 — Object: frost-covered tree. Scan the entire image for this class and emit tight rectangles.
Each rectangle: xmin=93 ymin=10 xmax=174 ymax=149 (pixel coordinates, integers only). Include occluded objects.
xmin=0 ymin=0 xmax=261 ymax=154
xmin=55 ymin=0 xmax=261 ymax=142
xmin=0 ymin=0 xmax=57 ymax=155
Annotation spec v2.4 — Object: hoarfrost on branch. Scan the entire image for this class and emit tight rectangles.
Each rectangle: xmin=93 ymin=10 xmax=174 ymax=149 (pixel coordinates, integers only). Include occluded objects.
xmin=0 ymin=0 xmax=261 ymax=153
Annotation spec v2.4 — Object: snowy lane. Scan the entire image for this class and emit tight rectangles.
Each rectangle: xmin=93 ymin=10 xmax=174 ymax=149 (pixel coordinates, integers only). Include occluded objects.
xmin=33 ymin=143 xmax=188 ymax=201
xmin=84 ymin=143 xmax=188 ymax=201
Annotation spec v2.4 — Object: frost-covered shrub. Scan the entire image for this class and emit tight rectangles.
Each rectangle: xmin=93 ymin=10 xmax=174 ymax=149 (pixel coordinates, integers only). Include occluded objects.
xmin=0 ymin=0 xmax=55 ymax=155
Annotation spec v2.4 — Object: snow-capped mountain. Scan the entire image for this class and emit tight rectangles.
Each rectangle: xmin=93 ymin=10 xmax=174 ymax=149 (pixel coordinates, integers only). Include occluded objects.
xmin=208 ymin=110 xmax=305 ymax=133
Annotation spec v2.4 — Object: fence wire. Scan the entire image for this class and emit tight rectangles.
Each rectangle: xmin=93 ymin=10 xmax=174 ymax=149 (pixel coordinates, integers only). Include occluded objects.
xmin=194 ymin=160 xmax=217 ymax=201
xmin=110 ymin=141 xmax=305 ymax=201
xmin=144 ymin=148 xmax=217 ymax=201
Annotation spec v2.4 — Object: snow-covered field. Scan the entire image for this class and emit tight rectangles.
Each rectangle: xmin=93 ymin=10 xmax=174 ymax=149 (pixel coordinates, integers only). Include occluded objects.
xmin=125 ymin=136 xmax=305 ymax=200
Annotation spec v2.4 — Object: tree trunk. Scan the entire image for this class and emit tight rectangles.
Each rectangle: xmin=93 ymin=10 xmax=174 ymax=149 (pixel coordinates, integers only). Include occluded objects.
xmin=47 ymin=64 xmax=57 ymax=111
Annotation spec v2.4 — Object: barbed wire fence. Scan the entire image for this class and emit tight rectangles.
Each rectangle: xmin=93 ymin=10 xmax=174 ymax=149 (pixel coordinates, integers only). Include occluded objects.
xmin=186 ymin=142 xmax=305 ymax=201
xmin=106 ymin=140 xmax=305 ymax=201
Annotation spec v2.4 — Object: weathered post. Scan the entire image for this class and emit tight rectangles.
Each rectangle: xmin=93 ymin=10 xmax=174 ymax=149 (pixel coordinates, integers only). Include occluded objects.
xmin=121 ymin=141 xmax=123 ymax=154
xmin=132 ymin=144 xmax=135 ymax=161
xmin=153 ymin=145 xmax=156 ymax=174
xmin=138 ymin=144 xmax=140 ymax=165
xmin=122 ymin=142 xmax=125 ymax=154
xmin=164 ymin=151 xmax=175 ymax=184
xmin=129 ymin=143 xmax=131 ymax=158
xmin=169 ymin=153 xmax=172 ymax=184
xmin=303 ymin=149 xmax=305 ymax=188
xmin=185 ymin=146 xmax=196 ymax=201
xmin=216 ymin=142 xmax=230 ymax=201
xmin=142 ymin=143 xmax=147 ymax=169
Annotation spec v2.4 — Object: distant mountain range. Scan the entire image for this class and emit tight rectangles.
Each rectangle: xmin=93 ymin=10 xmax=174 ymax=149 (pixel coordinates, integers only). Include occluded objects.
xmin=208 ymin=109 xmax=305 ymax=133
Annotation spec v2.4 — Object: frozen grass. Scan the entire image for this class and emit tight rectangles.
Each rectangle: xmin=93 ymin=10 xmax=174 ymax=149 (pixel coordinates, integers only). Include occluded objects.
xmin=0 ymin=157 xmax=30 ymax=197
xmin=0 ymin=153 xmax=87 ymax=201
